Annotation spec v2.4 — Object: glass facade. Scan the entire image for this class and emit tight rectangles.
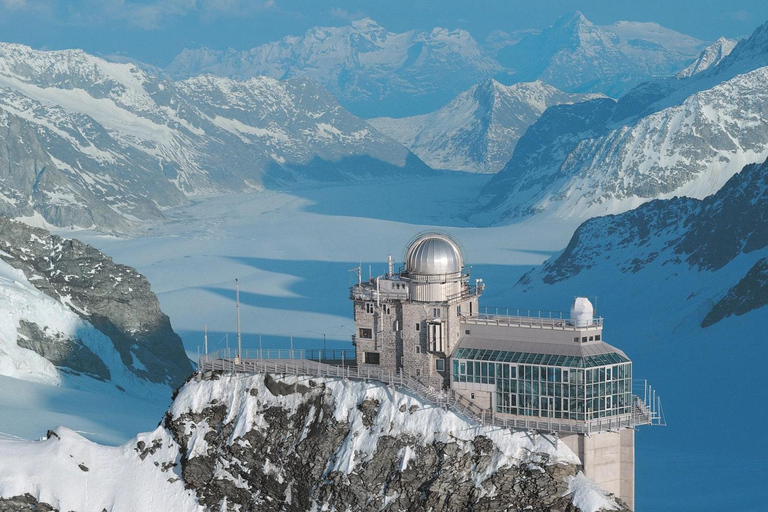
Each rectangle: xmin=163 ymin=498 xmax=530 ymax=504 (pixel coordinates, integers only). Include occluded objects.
xmin=452 ymin=348 xmax=632 ymax=420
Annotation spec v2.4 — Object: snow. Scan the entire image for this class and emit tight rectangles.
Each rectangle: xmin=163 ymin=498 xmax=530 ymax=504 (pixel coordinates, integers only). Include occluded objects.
xmin=369 ymin=80 xmax=601 ymax=173
xmin=70 ymin=174 xmax=576 ymax=360
xmin=168 ymin=373 xmax=616 ymax=512
xmin=0 ymin=426 xmax=201 ymax=512
xmin=566 ymin=472 xmax=620 ymax=511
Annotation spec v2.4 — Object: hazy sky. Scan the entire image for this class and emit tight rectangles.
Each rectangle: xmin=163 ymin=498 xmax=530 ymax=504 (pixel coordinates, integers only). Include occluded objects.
xmin=1 ymin=0 xmax=766 ymax=65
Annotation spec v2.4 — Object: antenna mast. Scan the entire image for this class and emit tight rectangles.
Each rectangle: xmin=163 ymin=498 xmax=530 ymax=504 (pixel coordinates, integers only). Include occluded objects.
xmin=236 ymin=279 xmax=242 ymax=361
xmin=204 ymin=325 xmax=208 ymax=355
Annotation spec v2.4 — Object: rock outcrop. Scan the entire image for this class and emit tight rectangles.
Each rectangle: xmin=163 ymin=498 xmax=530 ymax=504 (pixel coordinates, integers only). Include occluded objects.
xmin=0 ymin=372 xmax=627 ymax=511
xmin=162 ymin=372 xmax=626 ymax=512
xmin=0 ymin=216 xmax=192 ymax=388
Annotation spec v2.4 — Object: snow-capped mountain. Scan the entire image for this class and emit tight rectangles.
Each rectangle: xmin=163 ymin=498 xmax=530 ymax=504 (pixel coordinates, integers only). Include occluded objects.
xmin=168 ymin=18 xmax=503 ymax=119
xmin=369 ymin=79 xmax=600 ymax=173
xmin=0 ymin=373 xmax=626 ymax=512
xmin=511 ymin=157 xmax=768 ymax=510
xmin=494 ymin=12 xmax=706 ymax=98
xmin=168 ymin=15 xmax=705 ymax=118
xmin=476 ymin=19 xmax=768 ymax=224
xmin=676 ymin=37 xmax=738 ymax=78
xmin=0 ymin=216 xmax=192 ymax=393
xmin=0 ymin=43 xmax=430 ymax=233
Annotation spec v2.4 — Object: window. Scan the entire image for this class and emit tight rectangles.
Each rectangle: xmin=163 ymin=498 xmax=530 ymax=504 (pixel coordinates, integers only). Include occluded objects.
xmin=470 ymin=393 xmax=475 ymax=400
xmin=365 ymin=303 xmax=374 ymax=314
xmin=359 ymin=328 xmax=372 ymax=339
xmin=573 ymin=337 xmax=580 ymax=343
xmin=415 ymin=323 xmax=420 ymax=331
xmin=582 ymin=337 xmax=587 ymax=343
xmin=415 ymin=345 xmax=421 ymax=354
xmin=416 ymin=369 xmax=421 ymax=377
xmin=433 ymin=308 xmax=441 ymax=318
xmin=457 ymin=306 xmax=461 ymax=315
xmin=589 ymin=336 xmax=594 ymax=341
xmin=364 ymin=352 xmax=380 ymax=364
xmin=595 ymin=334 xmax=601 ymax=341
xmin=435 ymin=359 xmax=445 ymax=372
xmin=465 ymin=329 xmax=471 ymax=335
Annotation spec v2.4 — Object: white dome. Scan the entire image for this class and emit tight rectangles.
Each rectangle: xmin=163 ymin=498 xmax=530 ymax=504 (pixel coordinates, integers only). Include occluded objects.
xmin=570 ymin=297 xmax=594 ymax=327
xmin=405 ymin=234 xmax=463 ymax=276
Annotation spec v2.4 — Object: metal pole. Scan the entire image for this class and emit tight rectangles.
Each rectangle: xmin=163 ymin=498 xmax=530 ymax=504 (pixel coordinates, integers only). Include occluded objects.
xmin=290 ymin=336 xmax=294 ymax=360
xmin=236 ymin=279 xmax=242 ymax=361
xmin=204 ymin=325 xmax=208 ymax=355
xmin=323 ymin=334 xmax=326 ymax=362
xmin=259 ymin=334 xmax=263 ymax=360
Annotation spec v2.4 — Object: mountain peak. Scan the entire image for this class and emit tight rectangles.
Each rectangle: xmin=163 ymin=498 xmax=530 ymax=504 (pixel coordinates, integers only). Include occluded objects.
xmin=554 ymin=11 xmax=591 ymax=29
xmin=349 ymin=17 xmax=383 ymax=31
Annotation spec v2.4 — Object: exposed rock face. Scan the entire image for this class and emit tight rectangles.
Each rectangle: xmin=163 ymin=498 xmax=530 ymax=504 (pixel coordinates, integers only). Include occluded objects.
xmin=477 ymin=20 xmax=768 ymax=225
xmin=0 ymin=43 xmax=431 ymax=234
xmin=0 ymin=216 xmax=192 ymax=388
xmin=516 ymin=156 xmax=768 ymax=328
xmin=369 ymin=79 xmax=600 ymax=174
xmin=0 ymin=373 xmax=626 ymax=511
xmin=161 ymin=372 xmax=626 ymax=512
xmin=0 ymin=494 xmax=56 ymax=512
xmin=702 ymin=258 xmax=768 ymax=327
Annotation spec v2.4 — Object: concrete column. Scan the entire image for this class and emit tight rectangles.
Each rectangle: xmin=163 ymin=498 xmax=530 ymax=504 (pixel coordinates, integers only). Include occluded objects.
xmin=561 ymin=430 xmax=635 ymax=510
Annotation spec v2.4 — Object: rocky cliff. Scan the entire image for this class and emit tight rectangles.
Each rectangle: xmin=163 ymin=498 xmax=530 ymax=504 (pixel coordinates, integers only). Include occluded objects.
xmin=0 ymin=216 xmax=192 ymax=389
xmin=0 ymin=372 xmax=627 ymax=512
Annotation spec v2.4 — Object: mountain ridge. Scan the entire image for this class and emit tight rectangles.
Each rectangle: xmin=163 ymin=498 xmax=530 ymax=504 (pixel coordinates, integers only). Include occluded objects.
xmin=0 ymin=42 xmax=432 ymax=234
xmin=369 ymin=79 xmax=601 ymax=173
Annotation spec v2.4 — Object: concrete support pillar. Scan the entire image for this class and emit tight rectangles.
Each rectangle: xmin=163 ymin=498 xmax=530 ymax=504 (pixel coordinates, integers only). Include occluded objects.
xmin=561 ymin=430 xmax=635 ymax=510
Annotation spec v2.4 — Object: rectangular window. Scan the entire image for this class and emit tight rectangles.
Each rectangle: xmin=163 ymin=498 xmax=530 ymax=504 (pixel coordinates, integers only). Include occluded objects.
xmin=457 ymin=306 xmax=461 ymax=315
xmin=582 ymin=337 xmax=588 ymax=343
xmin=434 ymin=308 xmax=441 ymax=317
xmin=415 ymin=345 xmax=421 ymax=354
xmin=366 ymin=303 xmax=374 ymax=314
xmin=595 ymin=334 xmax=601 ymax=341
xmin=364 ymin=352 xmax=380 ymax=364
xmin=415 ymin=323 xmax=420 ymax=331
xmin=359 ymin=328 xmax=372 ymax=339
xmin=465 ymin=329 xmax=471 ymax=335
xmin=574 ymin=337 xmax=580 ymax=343
xmin=436 ymin=359 xmax=445 ymax=372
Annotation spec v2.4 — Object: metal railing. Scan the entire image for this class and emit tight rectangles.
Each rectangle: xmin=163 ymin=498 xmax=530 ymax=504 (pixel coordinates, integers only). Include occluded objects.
xmin=461 ymin=310 xmax=603 ymax=330
xmin=201 ymin=347 xmax=356 ymax=365
xmin=198 ymin=353 xmax=664 ymax=434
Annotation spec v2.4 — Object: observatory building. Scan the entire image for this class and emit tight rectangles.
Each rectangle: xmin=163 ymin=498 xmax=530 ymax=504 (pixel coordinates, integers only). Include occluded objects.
xmin=350 ymin=232 xmax=663 ymax=508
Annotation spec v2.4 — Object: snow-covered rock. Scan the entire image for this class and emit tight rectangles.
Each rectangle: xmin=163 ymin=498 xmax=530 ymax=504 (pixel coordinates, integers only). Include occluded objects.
xmin=0 ymin=216 xmax=192 ymax=394
xmin=0 ymin=43 xmax=430 ymax=233
xmin=0 ymin=372 xmax=627 ymax=511
xmin=476 ymin=19 xmax=768 ymax=224
xmin=168 ymin=14 xmax=705 ymax=118
xmin=676 ymin=37 xmax=738 ymax=78
xmin=168 ymin=18 xmax=503 ymax=119
xmin=518 ymin=155 xmax=768 ymax=325
xmin=509 ymin=156 xmax=768 ymax=510
xmin=369 ymin=79 xmax=600 ymax=173
xmin=495 ymin=12 xmax=706 ymax=98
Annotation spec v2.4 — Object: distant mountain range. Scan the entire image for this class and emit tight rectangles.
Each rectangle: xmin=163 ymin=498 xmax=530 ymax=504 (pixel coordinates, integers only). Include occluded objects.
xmin=475 ymin=19 xmax=768 ymax=225
xmin=168 ymin=13 xmax=707 ymax=118
xmin=0 ymin=43 xmax=430 ymax=233
xmin=168 ymin=18 xmax=503 ymax=119
xmin=369 ymin=80 xmax=600 ymax=173
xmin=494 ymin=13 xmax=706 ymax=98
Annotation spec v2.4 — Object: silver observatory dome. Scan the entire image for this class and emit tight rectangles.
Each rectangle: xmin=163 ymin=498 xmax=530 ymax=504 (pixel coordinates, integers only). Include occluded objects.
xmin=405 ymin=233 xmax=464 ymax=276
